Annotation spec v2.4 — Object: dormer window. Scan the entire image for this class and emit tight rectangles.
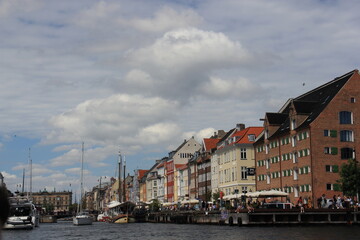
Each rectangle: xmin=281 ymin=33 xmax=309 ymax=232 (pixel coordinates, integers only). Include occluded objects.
xmin=248 ymin=134 xmax=256 ymax=142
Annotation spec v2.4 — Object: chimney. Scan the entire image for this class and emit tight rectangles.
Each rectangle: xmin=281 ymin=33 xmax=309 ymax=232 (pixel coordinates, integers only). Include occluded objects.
xmin=236 ymin=123 xmax=245 ymax=131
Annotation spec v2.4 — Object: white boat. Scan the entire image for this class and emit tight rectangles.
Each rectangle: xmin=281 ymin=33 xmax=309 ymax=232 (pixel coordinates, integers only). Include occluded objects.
xmin=73 ymin=142 xmax=93 ymax=225
xmin=73 ymin=212 xmax=93 ymax=225
xmin=4 ymin=197 xmax=39 ymax=230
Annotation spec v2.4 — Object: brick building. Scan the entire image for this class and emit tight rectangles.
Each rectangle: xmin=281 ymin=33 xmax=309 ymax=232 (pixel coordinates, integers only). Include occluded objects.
xmin=255 ymin=70 xmax=360 ymax=206
xmin=32 ymin=190 xmax=72 ymax=214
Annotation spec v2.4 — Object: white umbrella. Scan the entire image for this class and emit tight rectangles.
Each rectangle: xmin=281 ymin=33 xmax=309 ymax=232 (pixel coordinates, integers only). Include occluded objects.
xmin=246 ymin=190 xmax=288 ymax=198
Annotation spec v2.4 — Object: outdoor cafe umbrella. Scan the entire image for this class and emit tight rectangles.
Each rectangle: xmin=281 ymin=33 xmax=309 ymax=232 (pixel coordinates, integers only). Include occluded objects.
xmin=246 ymin=190 xmax=289 ymax=198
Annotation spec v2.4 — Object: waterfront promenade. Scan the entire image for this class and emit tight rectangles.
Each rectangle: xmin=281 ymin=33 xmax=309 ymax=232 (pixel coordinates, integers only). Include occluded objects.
xmin=146 ymin=208 xmax=360 ymax=226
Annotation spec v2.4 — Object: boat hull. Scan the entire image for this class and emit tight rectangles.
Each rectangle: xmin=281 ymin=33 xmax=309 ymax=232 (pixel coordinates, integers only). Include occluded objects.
xmin=112 ymin=214 xmax=135 ymax=224
xmin=4 ymin=217 xmax=34 ymax=230
xmin=73 ymin=216 xmax=93 ymax=225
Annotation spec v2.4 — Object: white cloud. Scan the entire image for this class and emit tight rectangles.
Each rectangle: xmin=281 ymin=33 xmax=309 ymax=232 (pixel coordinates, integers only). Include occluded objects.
xmin=45 ymin=94 xmax=180 ymax=146
xmin=12 ymin=163 xmax=54 ymax=176
xmin=124 ymin=6 xmax=203 ymax=32
xmin=0 ymin=0 xmax=41 ymax=18
xmin=182 ymin=127 xmax=217 ymax=144
xmin=200 ymin=76 xmax=261 ymax=99
xmin=129 ymin=27 xmax=250 ymax=71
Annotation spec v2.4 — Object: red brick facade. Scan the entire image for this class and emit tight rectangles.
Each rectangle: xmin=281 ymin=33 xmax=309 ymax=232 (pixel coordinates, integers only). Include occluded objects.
xmin=255 ymin=70 xmax=360 ymax=207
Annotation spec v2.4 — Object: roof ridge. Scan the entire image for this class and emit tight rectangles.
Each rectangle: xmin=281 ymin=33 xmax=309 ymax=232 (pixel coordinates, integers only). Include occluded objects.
xmin=295 ymin=69 xmax=357 ymax=101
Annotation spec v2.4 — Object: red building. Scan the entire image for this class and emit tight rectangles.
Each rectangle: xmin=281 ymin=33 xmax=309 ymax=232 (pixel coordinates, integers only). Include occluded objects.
xmin=255 ymin=70 xmax=360 ymax=206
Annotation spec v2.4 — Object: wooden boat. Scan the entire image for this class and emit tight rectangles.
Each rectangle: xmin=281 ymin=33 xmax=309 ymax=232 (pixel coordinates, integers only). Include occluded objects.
xmin=112 ymin=213 xmax=136 ymax=224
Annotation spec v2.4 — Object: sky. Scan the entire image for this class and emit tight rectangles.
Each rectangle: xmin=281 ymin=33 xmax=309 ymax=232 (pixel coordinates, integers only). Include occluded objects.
xmin=1 ymin=0 xmax=360 ymax=196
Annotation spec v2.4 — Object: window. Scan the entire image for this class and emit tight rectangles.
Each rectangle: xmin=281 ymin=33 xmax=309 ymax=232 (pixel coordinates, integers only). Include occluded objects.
xmin=291 ymin=119 xmax=296 ymax=130
xmin=294 ymin=186 xmax=299 ymax=198
xmin=341 ymin=148 xmax=354 ymax=159
xmin=325 ymin=165 xmax=339 ymax=173
xmin=266 ymin=174 xmax=271 ymax=184
xmin=351 ymin=97 xmax=356 ymax=103
xmin=340 ymin=130 xmax=354 ymax=142
xmin=266 ymin=159 xmax=270 ymax=169
xmin=324 ymin=130 xmax=337 ymax=137
xmin=324 ymin=130 xmax=329 ymax=136
xmin=293 ymin=168 xmax=298 ymax=180
xmin=339 ymin=111 xmax=353 ymax=124
xmin=293 ymin=152 xmax=298 ymax=163
xmin=241 ymin=166 xmax=247 ymax=180
xmin=292 ymin=136 xmax=297 ymax=147
xmin=248 ymin=134 xmax=256 ymax=142
xmin=240 ymin=148 xmax=247 ymax=159
xmin=326 ymin=184 xmax=333 ymax=190
xmin=324 ymin=147 xmax=338 ymax=155
xmin=241 ymin=187 xmax=248 ymax=194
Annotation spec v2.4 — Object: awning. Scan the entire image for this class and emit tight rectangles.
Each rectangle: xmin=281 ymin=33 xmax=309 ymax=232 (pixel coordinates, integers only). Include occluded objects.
xmin=246 ymin=190 xmax=288 ymax=198
xmin=107 ymin=201 xmax=121 ymax=209
xmin=222 ymin=194 xmax=245 ymax=200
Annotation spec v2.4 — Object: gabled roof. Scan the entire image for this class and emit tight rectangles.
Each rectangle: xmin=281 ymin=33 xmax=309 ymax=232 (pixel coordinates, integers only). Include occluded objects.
xmin=232 ymin=127 xmax=264 ymax=144
xmin=203 ymin=138 xmax=219 ymax=152
xmin=137 ymin=170 xmax=148 ymax=180
xmin=217 ymin=128 xmax=235 ymax=149
xmin=268 ymin=69 xmax=357 ymax=139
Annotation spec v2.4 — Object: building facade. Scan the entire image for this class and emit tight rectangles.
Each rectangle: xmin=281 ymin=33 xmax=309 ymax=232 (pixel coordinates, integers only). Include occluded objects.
xmin=255 ymin=70 xmax=360 ymax=205
xmin=32 ymin=190 xmax=72 ymax=214
xmin=217 ymin=124 xmax=263 ymax=197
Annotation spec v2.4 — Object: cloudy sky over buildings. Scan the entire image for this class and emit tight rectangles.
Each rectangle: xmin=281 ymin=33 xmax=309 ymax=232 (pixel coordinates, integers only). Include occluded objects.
xmin=1 ymin=0 xmax=359 ymax=193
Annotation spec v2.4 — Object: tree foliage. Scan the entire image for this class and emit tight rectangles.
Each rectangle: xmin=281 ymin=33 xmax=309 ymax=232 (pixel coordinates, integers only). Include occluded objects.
xmin=212 ymin=190 xmax=220 ymax=202
xmin=338 ymin=158 xmax=360 ymax=197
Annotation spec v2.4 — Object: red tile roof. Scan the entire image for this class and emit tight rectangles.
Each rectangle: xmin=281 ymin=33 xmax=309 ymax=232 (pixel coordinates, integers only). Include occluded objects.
xmin=203 ymin=138 xmax=219 ymax=152
xmin=137 ymin=169 xmax=148 ymax=180
xmin=233 ymin=127 xmax=264 ymax=144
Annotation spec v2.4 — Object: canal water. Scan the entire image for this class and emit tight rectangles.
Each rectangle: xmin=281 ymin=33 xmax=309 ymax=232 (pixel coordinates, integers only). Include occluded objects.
xmin=2 ymin=221 xmax=360 ymax=240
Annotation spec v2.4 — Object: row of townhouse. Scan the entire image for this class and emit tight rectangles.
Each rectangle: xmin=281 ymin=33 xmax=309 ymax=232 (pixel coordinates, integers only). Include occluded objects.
xmin=85 ymin=69 xmax=359 ymax=209
xmin=135 ymin=126 xmax=264 ymax=204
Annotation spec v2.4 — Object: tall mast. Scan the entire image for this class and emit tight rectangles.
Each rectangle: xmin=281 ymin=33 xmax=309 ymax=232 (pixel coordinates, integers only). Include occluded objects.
xmin=80 ymin=142 xmax=84 ymax=211
xmin=123 ymin=155 xmax=126 ymax=202
xmin=29 ymin=148 xmax=32 ymax=200
xmin=22 ymin=168 xmax=25 ymax=194
xmin=118 ymin=150 xmax=122 ymax=202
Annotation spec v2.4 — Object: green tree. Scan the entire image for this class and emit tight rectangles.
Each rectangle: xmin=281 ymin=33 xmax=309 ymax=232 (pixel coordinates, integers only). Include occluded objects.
xmin=212 ymin=190 xmax=220 ymax=202
xmin=338 ymin=158 xmax=360 ymax=198
xmin=149 ymin=199 xmax=161 ymax=212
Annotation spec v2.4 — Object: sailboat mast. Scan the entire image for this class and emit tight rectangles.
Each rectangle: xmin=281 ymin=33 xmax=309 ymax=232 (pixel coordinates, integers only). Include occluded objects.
xmin=118 ymin=150 xmax=122 ymax=203
xmin=123 ymin=155 xmax=126 ymax=202
xmin=28 ymin=148 xmax=32 ymax=200
xmin=80 ymin=142 xmax=84 ymax=211
xmin=22 ymin=168 xmax=25 ymax=194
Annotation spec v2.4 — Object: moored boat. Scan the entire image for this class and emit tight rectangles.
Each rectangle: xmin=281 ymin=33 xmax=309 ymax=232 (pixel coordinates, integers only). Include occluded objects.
xmin=73 ymin=212 xmax=93 ymax=225
xmin=73 ymin=142 xmax=93 ymax=226
xmin=4 ymin=197 xmax=39 ymax=230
